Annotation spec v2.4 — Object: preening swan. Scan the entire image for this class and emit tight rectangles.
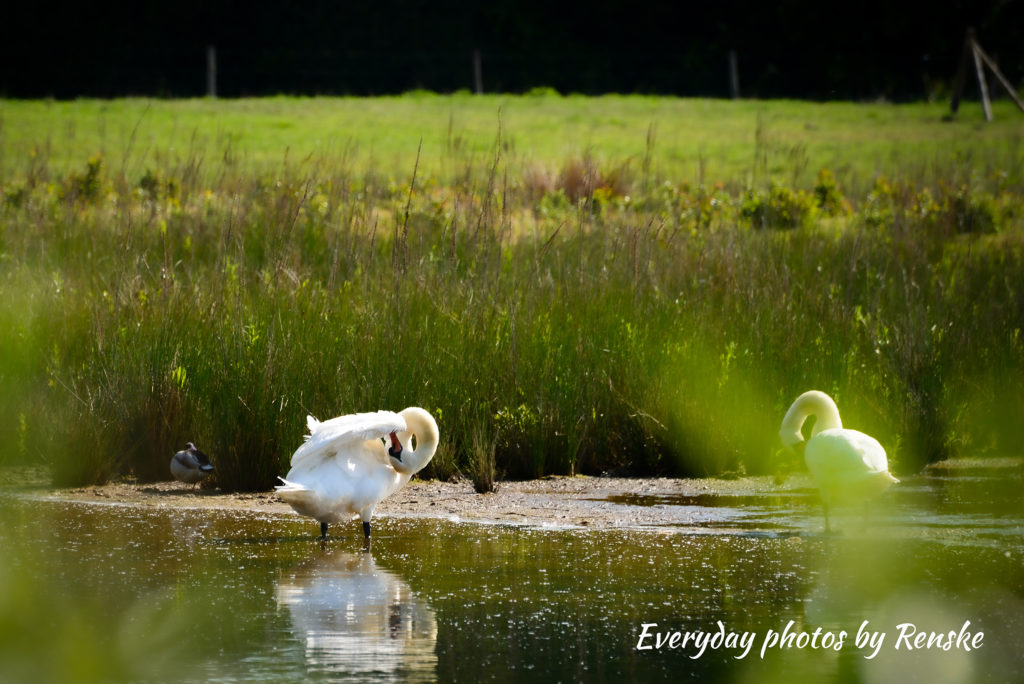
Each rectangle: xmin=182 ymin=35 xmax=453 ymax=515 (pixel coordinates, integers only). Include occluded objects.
xmin=170 ymin=442 xmax=214 ymax=486
xmin=276 ymin=407 xmax=439 ymax=540
xmin=779 ymin=390 xmax=898 ymax=532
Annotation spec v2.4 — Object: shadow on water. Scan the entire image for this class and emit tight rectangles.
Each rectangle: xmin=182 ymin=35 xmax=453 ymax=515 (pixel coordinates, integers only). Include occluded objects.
xmin=593 ymin=464 xmax=1024 ymax=548
xmin=589 ymin=490 xmax=821 ymax=536
xmin=1 ymin=459 xmax=1023 ymax=682
xmin=599 ymin=491 xmax=818 ymax=509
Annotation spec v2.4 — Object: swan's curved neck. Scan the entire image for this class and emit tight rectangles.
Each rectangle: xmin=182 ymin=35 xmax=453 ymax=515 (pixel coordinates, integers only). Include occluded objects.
xmin=779 ymin=390 xmax=843 ymax=449
xmin=393 ymin=408 xmax=439 ymax=475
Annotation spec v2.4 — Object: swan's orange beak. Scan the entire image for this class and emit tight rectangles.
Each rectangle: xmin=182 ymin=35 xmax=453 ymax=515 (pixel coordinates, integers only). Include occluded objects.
xmin=388 ymin=432 xmax=403 ymax=461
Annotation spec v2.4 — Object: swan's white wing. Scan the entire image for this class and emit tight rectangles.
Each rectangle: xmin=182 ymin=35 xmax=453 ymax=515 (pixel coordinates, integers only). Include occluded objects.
xmin=805 ymin=428 xmax=889 ymax=481
xmin=290 ymin=410 xmax=406 ymax=470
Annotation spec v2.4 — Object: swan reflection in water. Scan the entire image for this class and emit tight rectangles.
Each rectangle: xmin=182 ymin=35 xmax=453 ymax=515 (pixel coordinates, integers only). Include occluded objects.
xmin=276 ymin=549 xmax=438 ymax=681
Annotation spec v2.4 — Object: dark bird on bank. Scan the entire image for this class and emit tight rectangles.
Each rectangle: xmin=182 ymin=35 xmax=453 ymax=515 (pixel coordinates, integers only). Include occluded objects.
xmin=171 ymin=442 xmax=215 ymax=486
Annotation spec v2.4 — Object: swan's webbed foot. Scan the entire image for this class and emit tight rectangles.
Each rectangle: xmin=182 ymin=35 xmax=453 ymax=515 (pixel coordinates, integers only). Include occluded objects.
xmin=320 ymin=521 xmax=328 ymax=540
xmin=362 ymin=521 xmax=371 ymax=539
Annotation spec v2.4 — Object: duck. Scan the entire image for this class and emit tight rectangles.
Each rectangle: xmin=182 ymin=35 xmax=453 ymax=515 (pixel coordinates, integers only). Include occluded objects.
xmin=276 ymin=407 xmax=439 ymax=541
xmin=170 ymin=442 xmax=214 ymax=486
xmin=779 ymin=390 xmax=898 ymax=532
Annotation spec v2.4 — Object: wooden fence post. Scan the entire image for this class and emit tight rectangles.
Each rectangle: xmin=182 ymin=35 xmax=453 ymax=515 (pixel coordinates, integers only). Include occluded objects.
xmin=971 ymin=39 xmax=993 ymax=122
xmin=728 ymin=50 xmax=740 ymax=99
xmin=473 ymin=49 xmax=483 ymax=95
xmin=206 ymin=45 xmax=217 ymax=98
xmin=950 ymin=28 xmax=1023 ymax=121
xmin=973 ymin=41 xmax=1024 ymax=114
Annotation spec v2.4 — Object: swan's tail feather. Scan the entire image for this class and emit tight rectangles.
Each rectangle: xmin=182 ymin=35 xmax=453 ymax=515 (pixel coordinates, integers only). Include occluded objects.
xmin=304 ymin=415 xmax=321 ymax=440
xmin=275 ymin=476 xmax=307 ymax=492
xmin=275 ymin=477 xmax=320 ymax=513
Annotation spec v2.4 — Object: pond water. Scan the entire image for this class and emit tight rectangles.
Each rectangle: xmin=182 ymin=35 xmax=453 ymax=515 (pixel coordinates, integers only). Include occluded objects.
xmin=1 ymin=464 xmax=1023 ymax=683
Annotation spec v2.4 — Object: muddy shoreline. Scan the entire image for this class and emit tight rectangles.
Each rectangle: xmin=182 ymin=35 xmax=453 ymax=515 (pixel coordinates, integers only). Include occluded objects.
xmin=12 ymin=457 xmax=1021 ymax=533
xmin=27 ymin=472 xmax=803 ymax=531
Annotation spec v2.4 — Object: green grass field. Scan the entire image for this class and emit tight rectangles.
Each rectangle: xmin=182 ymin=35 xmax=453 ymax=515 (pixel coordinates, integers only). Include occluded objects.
xmin=3 ymin=95 xmax=1021 ymax=192
xmin=2 ymin=94 xmax=1023 ymax=490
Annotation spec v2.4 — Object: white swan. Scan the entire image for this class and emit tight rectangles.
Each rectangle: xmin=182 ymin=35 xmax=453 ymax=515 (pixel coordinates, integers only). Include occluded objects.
xmin=170 ymin=442 xmax=214 ymax=486
xmin=779 ymin=390 xmax=898 ymax=532
xmin=276 ymin=407 xmax=439 ymax=540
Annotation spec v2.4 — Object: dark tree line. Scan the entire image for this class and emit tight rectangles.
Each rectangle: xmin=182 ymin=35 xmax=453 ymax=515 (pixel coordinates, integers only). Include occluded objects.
xmin=1 ymin=0 xmax=1021 ymax=100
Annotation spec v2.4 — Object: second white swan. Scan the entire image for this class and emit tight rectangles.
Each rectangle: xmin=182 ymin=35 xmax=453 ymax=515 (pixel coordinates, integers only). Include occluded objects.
xmin=276 ymin=407 xmax=439 ymax=540
xmin=779 ymin=390 xmax=898 ymax=532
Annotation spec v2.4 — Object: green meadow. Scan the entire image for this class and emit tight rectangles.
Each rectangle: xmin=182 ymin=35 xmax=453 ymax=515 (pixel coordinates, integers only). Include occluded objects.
xmin=1 ymin=94 xmax=1022 ymax=490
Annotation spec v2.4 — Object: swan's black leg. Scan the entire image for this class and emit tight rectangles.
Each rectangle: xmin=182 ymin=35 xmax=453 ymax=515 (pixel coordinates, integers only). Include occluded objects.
xmin=320 ymin=521 xmax=329 ymax=540
xmin=363 ymin=521 xmax=372 ymax=539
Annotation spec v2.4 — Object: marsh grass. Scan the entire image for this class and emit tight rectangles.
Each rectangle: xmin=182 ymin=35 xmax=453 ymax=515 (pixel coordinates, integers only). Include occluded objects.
xmin=2 ymin=96 xmax=1023 ymax=489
